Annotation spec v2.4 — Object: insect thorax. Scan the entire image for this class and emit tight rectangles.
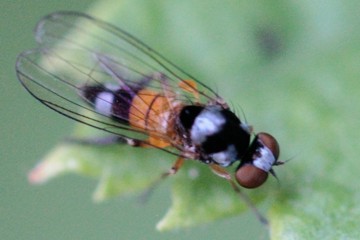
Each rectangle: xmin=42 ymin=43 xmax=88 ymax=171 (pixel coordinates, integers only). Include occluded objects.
xmin=178 ymin=105 xmax=251 ymax=167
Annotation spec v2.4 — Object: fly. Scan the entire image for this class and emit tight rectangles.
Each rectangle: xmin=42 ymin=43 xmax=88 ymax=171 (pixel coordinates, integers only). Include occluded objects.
xmin=16 ymin=11 xmax=283 ymax=224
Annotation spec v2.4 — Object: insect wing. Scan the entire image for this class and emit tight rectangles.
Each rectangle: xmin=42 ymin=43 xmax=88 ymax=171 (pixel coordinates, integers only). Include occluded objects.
xmin=16 ymin=11 xmax=223 ymax=151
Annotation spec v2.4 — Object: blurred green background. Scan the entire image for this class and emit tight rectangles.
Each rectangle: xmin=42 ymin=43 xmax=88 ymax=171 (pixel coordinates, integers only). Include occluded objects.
xmin=2 ymin=0 xmax=360 ymax=239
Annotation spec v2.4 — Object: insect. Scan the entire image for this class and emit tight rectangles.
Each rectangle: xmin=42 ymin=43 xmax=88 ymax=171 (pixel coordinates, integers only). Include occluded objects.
xmin=16 ymin=11 xmax=282 ymax=224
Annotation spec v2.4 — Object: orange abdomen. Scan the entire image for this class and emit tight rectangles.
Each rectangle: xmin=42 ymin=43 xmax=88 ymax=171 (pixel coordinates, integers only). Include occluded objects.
xmin=129 ymin=89 xmax=178 ymax=148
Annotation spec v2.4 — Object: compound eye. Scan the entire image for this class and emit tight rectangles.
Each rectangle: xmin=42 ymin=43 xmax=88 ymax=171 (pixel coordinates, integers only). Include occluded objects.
xmin=257 ymin=132 xmax=280 ymax=161
xmin=235 ymin=164 xmax=268 ymax=189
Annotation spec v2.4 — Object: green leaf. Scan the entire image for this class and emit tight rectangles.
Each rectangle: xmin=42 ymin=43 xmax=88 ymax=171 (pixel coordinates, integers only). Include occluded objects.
xmin=28 ymin=140 xmax=170 ymax=201
xmin=157 ymin=164 xmax=249 ymax=231
xmin=270 ymin=181 xmax=360 ymax=239
xmin=28 ymin=0 xmax=360 ymax=236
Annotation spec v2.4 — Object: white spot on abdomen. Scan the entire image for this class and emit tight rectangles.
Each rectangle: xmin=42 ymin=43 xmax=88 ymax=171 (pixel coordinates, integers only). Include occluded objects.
xmin=95 ymin=92 xmax=114 ymax=116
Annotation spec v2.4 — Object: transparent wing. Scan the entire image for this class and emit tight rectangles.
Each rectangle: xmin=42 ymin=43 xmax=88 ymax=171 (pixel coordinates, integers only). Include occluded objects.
xmin=16 ymin=11 xmax=224 ymax=154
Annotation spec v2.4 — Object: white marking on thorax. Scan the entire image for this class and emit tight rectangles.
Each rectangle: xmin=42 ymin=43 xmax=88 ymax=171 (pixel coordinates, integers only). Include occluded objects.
xmin=209 ymin=144 xmax=237 ymax=167
xmin=253 ymin=146 xmax=276 ymax=172
xmin=190 ymin=108 xmax=225 ymax=144
xmin=95 ymin=92 xmax=114 ymax=116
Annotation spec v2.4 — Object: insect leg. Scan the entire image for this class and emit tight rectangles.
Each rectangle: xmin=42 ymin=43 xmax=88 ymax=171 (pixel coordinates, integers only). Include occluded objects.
xmin=149 ymin=156 xmax=185 ymax=186
xmin=209 ymin=164 xmax=269 ymax=226
xmin=139 ymin=157 xmax=185 ymax=202
xmin=161 ymin=156 xmax=185 ymax=177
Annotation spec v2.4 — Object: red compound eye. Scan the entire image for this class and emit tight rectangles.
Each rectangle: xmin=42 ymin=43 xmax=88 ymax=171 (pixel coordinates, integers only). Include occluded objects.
xmin=235 ymin=164 xmax=268 ymax=189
